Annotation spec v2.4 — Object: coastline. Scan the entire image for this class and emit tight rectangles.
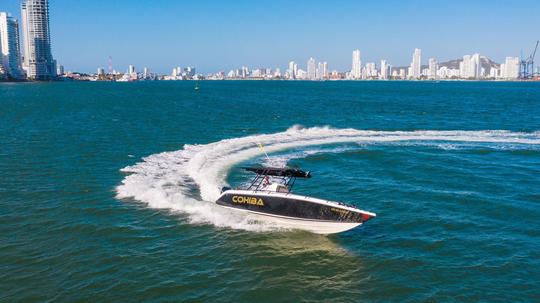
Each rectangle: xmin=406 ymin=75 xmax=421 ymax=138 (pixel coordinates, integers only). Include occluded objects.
xmin=2 ymin=78 xmax=538 ymax=83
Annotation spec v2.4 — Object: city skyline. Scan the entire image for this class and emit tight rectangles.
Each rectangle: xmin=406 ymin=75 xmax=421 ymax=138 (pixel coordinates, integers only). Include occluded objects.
xmin=0 ymin=0 xmax=530 ymax=82
xmin=1 ymin=0 xmax=539 ymax=73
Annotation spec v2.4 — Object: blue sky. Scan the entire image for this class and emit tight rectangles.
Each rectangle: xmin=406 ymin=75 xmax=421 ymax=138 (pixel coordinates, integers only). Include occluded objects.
xmin=3 ymin=0 xmax=539 ymax=73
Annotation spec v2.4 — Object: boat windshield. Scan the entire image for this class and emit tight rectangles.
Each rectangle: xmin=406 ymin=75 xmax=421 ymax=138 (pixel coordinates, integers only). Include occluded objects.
xmin=261 ymin=183 xmax=289 ymax=193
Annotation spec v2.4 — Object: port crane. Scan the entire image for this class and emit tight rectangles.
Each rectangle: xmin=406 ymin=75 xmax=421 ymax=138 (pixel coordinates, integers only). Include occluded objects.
xmin=519 ymin=40 xmax=538 ymax=80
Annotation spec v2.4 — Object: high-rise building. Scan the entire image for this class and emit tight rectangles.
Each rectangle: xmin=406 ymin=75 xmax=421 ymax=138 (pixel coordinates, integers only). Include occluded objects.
xmin=288 ymin=61 xmax=296 ymax=79
xmin=428 ymin=58 xmax=438 ymax=79
xmin=380 ymin=60 xmax=388 ymax=79
xmin=241 ymin=66 xmax=249 ymax=78
xmin=186 ymin=66 xmax=195 ymax=77
xmin=322 ymin=61 xmax=328 ymax=79
xmin=471 ymin=53 xmax=481 ymax=79
xmin=21 ymin=0 xmax=56 ymax=80
xmin=409 ymin=48 xmax=421 ymax=79
xmin=500 ymin=57 xmax=519 ymax=79
xmin=351 ymin=49 xmax=361 ymax=79
xmin=460 ymin=54 xmax=482 ymax=78
xmin=56 ymin=64 xmax=63 ymax=75
xmin=365 ymin=62 xmax=376 ymax=78
xmin=307 ymin=57 xmax=316 ymax=80
xmin=143 ymin=67 xmax=149 ymax=79
xmin=459 ymin=55 xmax=470 ymax=78
xmin=128 ymin=65 xmax=136 ymax=75
xmin=0 ymin=12 xmax=24 ymax=79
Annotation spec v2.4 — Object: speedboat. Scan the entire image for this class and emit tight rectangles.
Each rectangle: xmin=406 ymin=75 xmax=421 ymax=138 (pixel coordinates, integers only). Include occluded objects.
xmin=216 ymin=167 xmax=376 ymax=234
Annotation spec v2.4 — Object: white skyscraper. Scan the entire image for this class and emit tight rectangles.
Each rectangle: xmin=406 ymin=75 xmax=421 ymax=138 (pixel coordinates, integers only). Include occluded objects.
xmin=322 ymin=61 xmax=328 ymax=79
xmin=428 ymin=58 xmax=438 ymax=79
xmin=186 ymin=66 xmax=196 ymax=77
xmin=351 ymin=49 xmax=361 ymax=79
xmin=307 ymin=57 xmax=316 ymax=80
xmin=56 ymin=64 xmax=63 ymax=75
xmin=380 ymin=60 xmax=388 ymax=79
xmin=288 ymin=61 xmax=296 ymax=79
xmin=0 ymin=12 xmax=24 ymax=79
xmin=501 ymin=57 xmax=519 ymax=79
xmin=143 ymin=67 xmax=149 ymax=79
xmin=471 ymin=53 xmax=481 ymax=79
xmin=21 ymin=0 xmax=56 ymax=80
xmin=128 ymin=65 xmax=136 ymax=75
xmin=409 ymin=48 xmax=422 ymax=79
xmin=316 ymin=62 xmax=323 ymax=80
xmin=365 ymin=62 xmax=376 ymax=78
xmin=241 ymin=66 xmax=249 ymax=78
xmin=460 ymin=55 xmax=470 ymax=78
xmin=460 ymin=54 xmax=481 ymax=79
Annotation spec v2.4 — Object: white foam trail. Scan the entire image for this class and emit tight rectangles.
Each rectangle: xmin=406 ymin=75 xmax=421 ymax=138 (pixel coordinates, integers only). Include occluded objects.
xmin=262 ymin=146 xmax=356 ymax=168
xmin=116 ymin=126 xmax=540 ymax=231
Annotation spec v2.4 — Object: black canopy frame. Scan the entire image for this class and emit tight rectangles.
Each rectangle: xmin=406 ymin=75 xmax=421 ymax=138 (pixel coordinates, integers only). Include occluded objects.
xmin=243 ymin=167 xmax=311 ymax=192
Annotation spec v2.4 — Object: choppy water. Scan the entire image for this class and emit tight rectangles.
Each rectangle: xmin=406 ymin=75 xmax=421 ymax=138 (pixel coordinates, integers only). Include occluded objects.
xmin=1 ymin=81 xmax=539 ymax=302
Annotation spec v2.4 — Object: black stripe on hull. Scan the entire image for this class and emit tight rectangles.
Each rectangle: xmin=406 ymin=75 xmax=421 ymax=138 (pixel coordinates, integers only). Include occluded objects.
xmin=216 ymin=192 xmax=372 ymax=223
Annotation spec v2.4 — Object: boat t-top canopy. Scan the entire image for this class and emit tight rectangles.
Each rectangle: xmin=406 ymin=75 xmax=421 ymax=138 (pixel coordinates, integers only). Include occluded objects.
xmin=243 ymin=167 xmax=311 ymax=178
xmin=242 ymin=166 xmax=311 ymax=192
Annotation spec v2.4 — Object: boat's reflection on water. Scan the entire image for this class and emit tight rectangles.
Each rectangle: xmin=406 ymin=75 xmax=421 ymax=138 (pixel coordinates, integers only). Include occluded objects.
xmin=259 ymin=231 xmax=350 ymax=256
xmin=225 ymin=221 xmax=360 ymax=258
xmin=224 ymin=229 xmax=367 ymax=295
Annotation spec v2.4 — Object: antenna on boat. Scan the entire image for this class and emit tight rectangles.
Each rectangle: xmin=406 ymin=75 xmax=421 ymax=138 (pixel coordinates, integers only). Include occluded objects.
xmin=256 ymin=142 xmax=270 ymax=161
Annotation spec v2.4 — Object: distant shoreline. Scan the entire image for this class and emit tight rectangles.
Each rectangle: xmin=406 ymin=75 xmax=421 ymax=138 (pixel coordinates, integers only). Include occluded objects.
xmin=2 ymin=78 xmax=539 ymax=83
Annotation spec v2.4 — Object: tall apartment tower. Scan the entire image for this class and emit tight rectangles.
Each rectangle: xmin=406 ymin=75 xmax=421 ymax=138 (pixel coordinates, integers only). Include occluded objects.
xmin=307 ymin=57 xmax=316 ymax=80
xmin=0 ymin=12 xmax=24 ymax=79
xmin=288 ymin=61 xmax=296 ymax=79
xmin=380 ymin=60 xmax=388 ymax=79
xmin=410 ymin=48 xmax=422 ymax=79
xmin=428 ymin=58 xmax=438 ymax=79
xmin=351 ymin=49 xmax=361 ymax=79
xmin=21 ymin=0 xmax=56 ymax=80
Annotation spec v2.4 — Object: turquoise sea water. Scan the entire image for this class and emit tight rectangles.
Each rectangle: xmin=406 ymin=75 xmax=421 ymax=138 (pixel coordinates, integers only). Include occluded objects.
xmin=1 ymin=81 xmax=540 ymax=302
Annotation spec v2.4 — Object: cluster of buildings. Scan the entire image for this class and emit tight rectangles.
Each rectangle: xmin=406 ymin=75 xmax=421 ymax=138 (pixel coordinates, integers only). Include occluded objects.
xmin=105 ymin=47 xmax=523 ymax=82
xmin=81 ymin=65 xmax=199 ymax=82
xmin=0 ymin=0 xmax=58 ymax=81
xmin=0 ymin=1 xmax=530 ymax=82
xmin=203 ymin=48 xmax=521 ymax=81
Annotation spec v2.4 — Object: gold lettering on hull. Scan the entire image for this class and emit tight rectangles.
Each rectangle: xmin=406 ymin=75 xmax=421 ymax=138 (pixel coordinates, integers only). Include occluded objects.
xmin=232 ymin=196 xmax=264 ymax=206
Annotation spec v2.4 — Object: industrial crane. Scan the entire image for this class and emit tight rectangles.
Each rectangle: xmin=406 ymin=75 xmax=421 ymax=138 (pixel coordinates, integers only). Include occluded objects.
xmin=519 ymin=40 xmax=539 ymax=80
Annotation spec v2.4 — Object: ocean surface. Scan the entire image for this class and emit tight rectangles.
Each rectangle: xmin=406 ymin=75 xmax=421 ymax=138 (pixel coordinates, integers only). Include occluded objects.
xmin=1 ymin=80 xmax=539 ymax=302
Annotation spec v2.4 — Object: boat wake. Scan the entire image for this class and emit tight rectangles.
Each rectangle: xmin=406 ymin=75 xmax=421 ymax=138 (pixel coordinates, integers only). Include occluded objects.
xmin=116 ymin=125 xmax=540 ymax=232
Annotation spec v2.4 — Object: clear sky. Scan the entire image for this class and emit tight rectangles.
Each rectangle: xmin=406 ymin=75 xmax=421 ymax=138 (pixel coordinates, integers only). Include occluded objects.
xmin=3 ymin=0 xmax=539 ymax=73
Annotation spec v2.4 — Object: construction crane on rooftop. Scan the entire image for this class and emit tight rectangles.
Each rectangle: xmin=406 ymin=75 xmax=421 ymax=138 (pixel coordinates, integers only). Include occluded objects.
xmin=519 ymin=40 xmax=538 ymax=80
